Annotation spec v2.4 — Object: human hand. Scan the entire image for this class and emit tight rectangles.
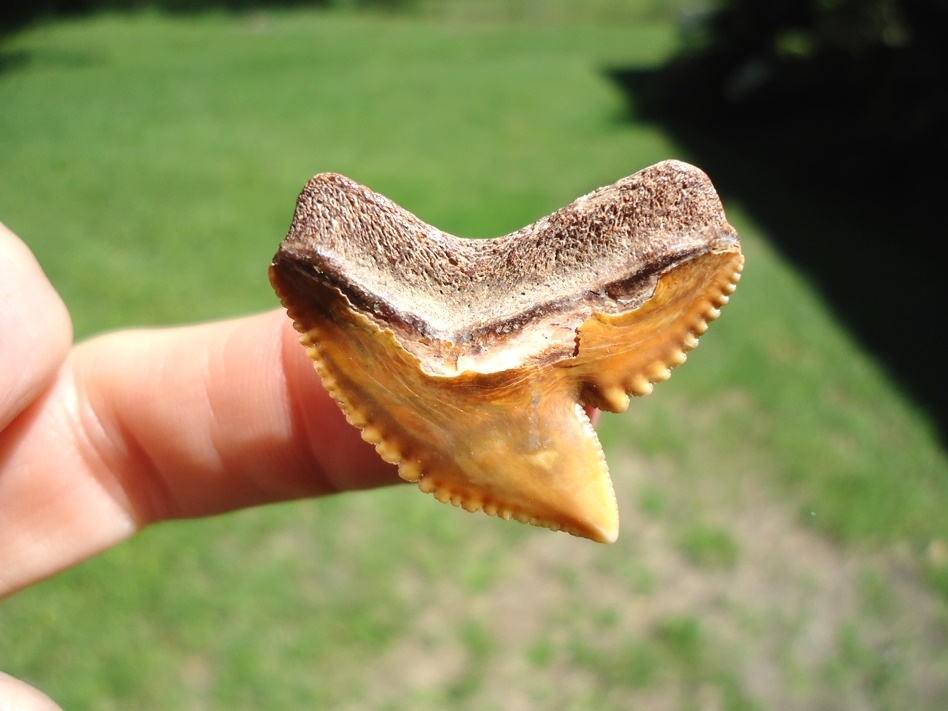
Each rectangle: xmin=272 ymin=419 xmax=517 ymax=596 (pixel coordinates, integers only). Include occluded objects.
xmin=0 ymin=219 xmax=404 ymax=706
xmin=0 ymin=220 xmax=403 ymax=598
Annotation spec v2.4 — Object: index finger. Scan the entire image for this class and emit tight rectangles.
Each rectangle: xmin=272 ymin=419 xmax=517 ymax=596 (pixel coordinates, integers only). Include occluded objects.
xmin=0 ymin=221 xmax=72 ymax=430
xmin=0 ymin=310 xmax=401 ymax=597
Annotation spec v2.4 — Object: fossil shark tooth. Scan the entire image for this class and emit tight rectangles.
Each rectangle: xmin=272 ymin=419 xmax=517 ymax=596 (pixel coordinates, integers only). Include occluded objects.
xmin=270 ymin=160 xmax=743 ymax=542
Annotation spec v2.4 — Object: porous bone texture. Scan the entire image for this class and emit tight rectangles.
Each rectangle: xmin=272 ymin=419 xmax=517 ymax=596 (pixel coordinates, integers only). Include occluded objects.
xmin=273 ymin=160 xmax=738 ymax=371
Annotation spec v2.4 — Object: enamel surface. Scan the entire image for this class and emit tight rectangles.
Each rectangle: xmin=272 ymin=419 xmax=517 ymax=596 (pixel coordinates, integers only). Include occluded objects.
xmin=270 ymin=160 xmax=743 ymax=542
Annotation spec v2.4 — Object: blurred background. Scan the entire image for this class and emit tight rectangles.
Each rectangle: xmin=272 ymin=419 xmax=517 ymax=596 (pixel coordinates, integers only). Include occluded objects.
xmin=1 ymin=1 xmax=946 ymax=708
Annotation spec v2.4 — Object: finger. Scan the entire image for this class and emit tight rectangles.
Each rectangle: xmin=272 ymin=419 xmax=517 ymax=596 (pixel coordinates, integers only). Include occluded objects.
xmin=0 ymin=672 xmax=64 ymax=711
xmin=0 ymin=222 xmax=72 ymax=430
xmin=0 ymin=310 xmax=401 ymax=597
xmin=583 ymin=405 xmax=600 ymax=428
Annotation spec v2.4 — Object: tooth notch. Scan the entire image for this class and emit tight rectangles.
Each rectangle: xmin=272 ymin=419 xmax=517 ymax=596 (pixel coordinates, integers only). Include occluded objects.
xmin=270 ymin=160 xmax=742 ymax=542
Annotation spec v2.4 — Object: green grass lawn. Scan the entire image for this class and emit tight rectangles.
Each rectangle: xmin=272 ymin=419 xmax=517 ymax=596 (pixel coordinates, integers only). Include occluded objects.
xmin=1 ymin=6 xmax=947 ymax=710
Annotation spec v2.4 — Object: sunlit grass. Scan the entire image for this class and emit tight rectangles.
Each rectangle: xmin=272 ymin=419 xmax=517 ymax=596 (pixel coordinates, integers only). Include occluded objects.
xmin=1 ymin=6 xmax=946 ymax=709
xmin=0 ymin=9 xmax=679 ymax=336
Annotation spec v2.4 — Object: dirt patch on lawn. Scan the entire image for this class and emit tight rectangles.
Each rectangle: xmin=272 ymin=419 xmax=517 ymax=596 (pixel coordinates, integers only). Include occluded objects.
xmin=338 ymin=451 xmax=948 ymax=711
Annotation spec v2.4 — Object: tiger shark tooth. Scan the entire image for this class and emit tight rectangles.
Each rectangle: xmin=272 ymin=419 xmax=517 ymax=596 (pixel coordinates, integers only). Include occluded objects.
xmin=270 ymin=160 xmax=743 ymax=542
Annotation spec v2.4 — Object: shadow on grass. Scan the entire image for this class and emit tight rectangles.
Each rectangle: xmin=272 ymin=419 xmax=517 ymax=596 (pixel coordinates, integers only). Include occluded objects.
xmin=0 ymin=47 xmax=28 ymax=72
xmin=607 ymin=61 xmax=947 ymax=444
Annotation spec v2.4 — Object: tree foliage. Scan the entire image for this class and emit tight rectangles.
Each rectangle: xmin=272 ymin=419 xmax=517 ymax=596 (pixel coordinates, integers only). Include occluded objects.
xmin=666 ymin=0 xmax=947 ymax=162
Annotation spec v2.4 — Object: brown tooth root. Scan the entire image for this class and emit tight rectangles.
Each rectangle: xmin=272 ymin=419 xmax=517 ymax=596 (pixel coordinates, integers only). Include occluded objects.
xmin=270 ymin=160 xmax=743 ymax=543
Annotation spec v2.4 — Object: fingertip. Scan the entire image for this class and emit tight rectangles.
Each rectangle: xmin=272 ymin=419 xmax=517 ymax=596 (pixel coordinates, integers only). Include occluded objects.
xmin=0 ymin=672 xmax=64 ymax=711
xmin=0 ymin=222 xmax=73 ymax=429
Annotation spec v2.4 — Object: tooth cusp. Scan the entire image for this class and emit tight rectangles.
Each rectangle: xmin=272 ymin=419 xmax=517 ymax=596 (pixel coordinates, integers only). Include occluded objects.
xmin=602 ymin=385 xmax=631 ymax=411
xmin=629 ymin=375 xmax=654 ymax=397
xmin=399 ymin=459 xmax=423 ymax=482
xmin=646 ymin=362 xmax=672 ymax=382
xmin=375 ymin=439 xmax=402 ymax=463
xmin=360 ymin=425 xmax=383 ymax=446
xmin=667 ymin=349 xmax=688 ymax=367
